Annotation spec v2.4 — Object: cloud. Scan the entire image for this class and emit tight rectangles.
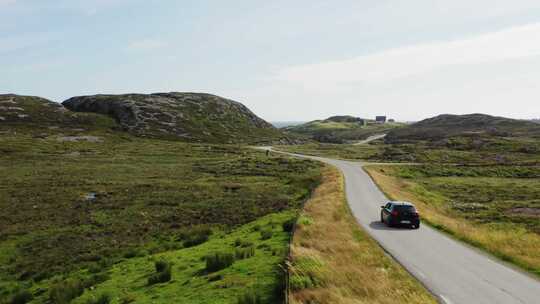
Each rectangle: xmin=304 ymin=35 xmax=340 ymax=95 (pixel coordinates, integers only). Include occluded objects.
xmin=127 ymin=39 xmax=168 ymax=51
xmin=273 ymin=22 xmax=540 ymax=89
xmin=234 ymin=22 xmax=540 ymax=121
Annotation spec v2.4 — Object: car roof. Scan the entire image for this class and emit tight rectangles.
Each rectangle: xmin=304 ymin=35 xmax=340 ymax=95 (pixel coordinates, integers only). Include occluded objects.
xmin=388 ymin=201 xmax=415 ymax=206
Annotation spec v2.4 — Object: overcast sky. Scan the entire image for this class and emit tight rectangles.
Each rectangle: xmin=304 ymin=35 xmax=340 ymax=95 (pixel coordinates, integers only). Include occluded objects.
xmin=2 ymin=0 xmax=540 ymax=121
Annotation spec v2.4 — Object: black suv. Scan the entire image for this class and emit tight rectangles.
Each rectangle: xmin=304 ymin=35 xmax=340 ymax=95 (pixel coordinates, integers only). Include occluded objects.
xmin=380 ymin=201 xmax=420 ymax=229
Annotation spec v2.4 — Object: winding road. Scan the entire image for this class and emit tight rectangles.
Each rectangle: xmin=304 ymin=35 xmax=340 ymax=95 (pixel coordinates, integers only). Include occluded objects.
xmin=263 ymin=148 xmax=540 ymax=304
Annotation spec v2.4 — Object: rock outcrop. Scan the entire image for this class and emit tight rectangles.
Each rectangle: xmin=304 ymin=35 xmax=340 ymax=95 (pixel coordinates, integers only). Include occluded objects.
xmin=0 ymin=94 xmax=115 ymax=132
xmin=62 ymin=92 xmax=288 ymax=144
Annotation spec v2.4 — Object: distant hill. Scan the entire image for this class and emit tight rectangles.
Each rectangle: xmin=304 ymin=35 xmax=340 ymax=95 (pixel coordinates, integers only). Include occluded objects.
xmin=285 ymin=115 xmax=403 ymax=144
xmin=271 ymin=121 xmax=307 ymax=128
xmin=386 ymin=113 xmax=540 ymax=143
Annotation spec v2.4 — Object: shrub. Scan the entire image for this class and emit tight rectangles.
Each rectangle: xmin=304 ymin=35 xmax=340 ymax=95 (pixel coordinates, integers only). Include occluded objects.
xmin=148 ymin=260 xmax=172 ymax=285
xmin=83 ymin=273 xmax=111 ymax=288
xmin=10 ymin=290 xmax=33 ymax=304
xmin=148 ymin=267 xmax=172 ymax=285
xmin=237 ymin=289 xmax=262 ymax=304
xmin=86 ymin=293 xmax=111 ymax=304
xmin=123 ymin=249 xmax=139 ymax=259
xmin=87 ymin=263 xmax=103 ymax=274
xmin=205 ymin=252 xmax=235 ymax=272
xmin=235 ymin=246 xmax=255 ymax=260
xmin=260 ymin=230 xmax=273 ymax=240
xmin=154 ymin=260 xmax=170 ymax=273
xmin=49 ymin=279 xmax=84 ymax=304
xmin=178 ymin=225 xmax=212 ymax=248
xmin=282 ymin=218 xmax=295 ymax=233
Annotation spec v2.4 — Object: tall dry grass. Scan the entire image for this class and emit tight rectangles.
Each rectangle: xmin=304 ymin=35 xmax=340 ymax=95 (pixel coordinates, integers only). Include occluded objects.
xmin=364 ymin=166 xmax=540 ymax=276
xmin=288 ymin=166 xmax=436 ymax=304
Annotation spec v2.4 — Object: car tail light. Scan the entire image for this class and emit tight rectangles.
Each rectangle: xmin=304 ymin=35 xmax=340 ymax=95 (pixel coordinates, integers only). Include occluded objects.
xmin=391 ymin=211 xmax=399 ymax=216
xmin=413 ymin=212 xmax=419 ymax=217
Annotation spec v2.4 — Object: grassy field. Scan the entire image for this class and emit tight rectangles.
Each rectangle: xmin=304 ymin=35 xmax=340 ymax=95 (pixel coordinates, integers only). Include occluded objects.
xmin=276 ymin=143 xmax=383 ymax=161
xmin=277 ymin=136 xmax=540 ymax=164
xmin=288 ymin=166 xmax=436 ymax=304
xmin=364 ymin=165 xmax=540 ymax=277
xmin=284 ymin=119 xmax=403 ymax=144
xmin=0 ymin=132 xmax=322 ymax=303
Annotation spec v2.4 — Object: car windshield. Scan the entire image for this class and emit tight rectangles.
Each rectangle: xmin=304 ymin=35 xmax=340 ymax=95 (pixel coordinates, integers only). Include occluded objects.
xmin=394 ymin=205 xmax=416 ymax=212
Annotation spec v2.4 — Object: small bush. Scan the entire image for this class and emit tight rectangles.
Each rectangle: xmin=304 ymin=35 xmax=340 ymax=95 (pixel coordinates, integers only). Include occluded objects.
xmin=10 ymin=290 xmax=33 ymax=304
xmin=83 ymin=273 xmax=111 ymax=288
xmin=87 ymin=263 xmax=104 ymax=274
xmin=123 ymin=249 xmax=139 ymax=259
xmin=148 ymin=267 xmax=172 ymax=285
xmin=297 ymin=215 xmax=313 ymax=226
xmin=260 ymin=230 xmax=273 ymax=240
xmin=154 ymin=260 xmax=170 ymax=273
xmin=86 ymin=293 xmax=111 ymax=304
xmin=235 ymin=246 xmax=255 ymax=260
xmin=252 ymin=224 xmax=261 ymax=232
xmin=282 ymin=218 xmax=295 ymax=233
xmin=178 ymin=225 xmax=212 ymax=248
xmin=237 ymin=289 xmax=262 ymax=304
xmin=148 ymin=260 xmax=172 ymax=285
xmin=205 ymin=252 xmax=235 ymax=272
xmin=49 ymin=279 xmax=84 ymax=304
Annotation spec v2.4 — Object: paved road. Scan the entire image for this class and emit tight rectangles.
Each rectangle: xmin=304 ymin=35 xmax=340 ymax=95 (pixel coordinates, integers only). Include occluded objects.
xmin=262 ymin=148 xmax=540 ymax=304
xmin=352 ymin=133 xmax=387 ymax=145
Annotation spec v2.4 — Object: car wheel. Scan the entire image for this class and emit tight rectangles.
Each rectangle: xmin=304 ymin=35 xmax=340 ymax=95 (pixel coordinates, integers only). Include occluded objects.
xmin=413 ymin=223 xmax=420 ymax=229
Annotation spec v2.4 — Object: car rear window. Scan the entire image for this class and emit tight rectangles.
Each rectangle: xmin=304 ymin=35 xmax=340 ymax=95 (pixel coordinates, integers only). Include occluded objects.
xmin=393 ymin=205 xmax=416 ymax=212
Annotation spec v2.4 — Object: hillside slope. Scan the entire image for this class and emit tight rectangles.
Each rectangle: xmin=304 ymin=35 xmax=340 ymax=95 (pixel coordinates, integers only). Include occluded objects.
xmin=63 ymin=92 xmax=289 ymax=144
xmin=386 ymin=113 xmax=540 ymax=143
xmin=0 ymin=94 xmax=116 ymax=133
xmin=285 ymin=115 xmax=402 ymax=143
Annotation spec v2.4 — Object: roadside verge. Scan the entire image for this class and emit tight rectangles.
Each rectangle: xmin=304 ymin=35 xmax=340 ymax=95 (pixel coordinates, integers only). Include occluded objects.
xmin=288 ymin=166 xmax=436 ymax=304
xmin=364 ymin=165 xmax=540 ymax=278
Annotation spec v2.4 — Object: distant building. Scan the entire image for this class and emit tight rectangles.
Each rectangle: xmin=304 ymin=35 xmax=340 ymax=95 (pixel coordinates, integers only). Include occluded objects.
xmin=388 ymin=119 xmax=395 ymax=123
xmin=375 ymin=116 xmax=387 ymax=124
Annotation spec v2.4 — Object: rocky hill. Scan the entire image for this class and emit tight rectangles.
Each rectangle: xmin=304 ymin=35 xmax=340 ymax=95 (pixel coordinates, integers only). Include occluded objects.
xmin=62 ymin=92 xmax=289 ymax=144
xmin=386 ymin=113 xmax=540 ymax=143
xmin=0 ymin=94 xmax=116 ymax=133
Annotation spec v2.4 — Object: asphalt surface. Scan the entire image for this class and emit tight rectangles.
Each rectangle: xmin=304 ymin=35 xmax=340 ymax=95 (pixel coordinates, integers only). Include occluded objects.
xmin=264 ymin=148 xmax=540 ymax=304
xmin=352 ymin=133 xmax=387 ymax=145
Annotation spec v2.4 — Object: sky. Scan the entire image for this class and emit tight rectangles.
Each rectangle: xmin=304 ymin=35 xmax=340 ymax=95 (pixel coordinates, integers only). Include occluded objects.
xmin=2 ymin=0 xmax=540 ymax=122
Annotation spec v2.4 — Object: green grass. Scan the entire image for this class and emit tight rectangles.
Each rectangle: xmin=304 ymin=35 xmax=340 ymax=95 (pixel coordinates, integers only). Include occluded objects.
xmin=22 ymin=212 xmax=295 ymax=304
xmin=0 ymin=132 xmax=322 ymax=303
xmin=394 ymin=166 xmax=540 ymax=234
xmin=277 ymin=136 xmax=540 ymax=164
xmin=276 ymin=143 xmax=383 ymax=160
